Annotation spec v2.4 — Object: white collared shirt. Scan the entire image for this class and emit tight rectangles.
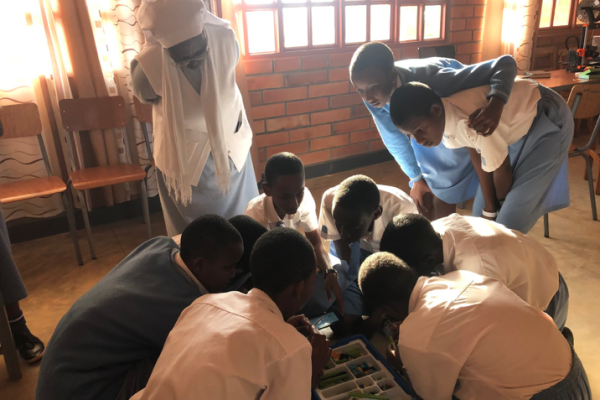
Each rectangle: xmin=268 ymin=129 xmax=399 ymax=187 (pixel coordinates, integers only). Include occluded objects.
xmin=441 ymin=79 xmax=541 ymax=172
xmin=319 ymin=184 xmax=417 ymax=253
xmin=432 ymin=213 xmax=559 ymax=311
xmin=399 ymin=271 xmax=571 ymax=400
xmin=133 ymin=289 xmax=312 ymax=400
xmin=244 ymin=188 xmax=318 ymax=233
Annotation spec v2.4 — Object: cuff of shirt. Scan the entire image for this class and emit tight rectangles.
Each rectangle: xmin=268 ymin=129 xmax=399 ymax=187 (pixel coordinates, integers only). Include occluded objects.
xmin=487 ymin=88 xmax=509 ymax=103
xmin=409 ymin=173 xmax=424 ymax=184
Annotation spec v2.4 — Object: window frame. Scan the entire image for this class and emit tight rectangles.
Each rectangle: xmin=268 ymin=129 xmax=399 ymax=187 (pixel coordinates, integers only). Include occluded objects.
xmin=234 ymin=0 xmax=449 ymax=58
xmin=538 ymin=0 xmax=582 ymax=30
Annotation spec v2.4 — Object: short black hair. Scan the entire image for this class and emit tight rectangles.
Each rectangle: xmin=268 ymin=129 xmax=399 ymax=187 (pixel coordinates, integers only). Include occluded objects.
xmin=180 ymin=215 xmax=243 ymax=266
xmin=228 ymin=215 xmax=268 ymax=273
xmin=389 ymin=82 xmax=442 ymax=130
xmin=350 ymin=42 xmax=395 ymax=76
xmin=358 ymin=252 xmax=419 ymax=307
xmin=380 ymin=214 xmax=439 ymax=275
xmin=250 ymin=228 xmax=316 ymax=295
xmin=264 ymin=152 xmax=304 ymax=186
xmin=333 ymin=175 xmax=380 ymax=215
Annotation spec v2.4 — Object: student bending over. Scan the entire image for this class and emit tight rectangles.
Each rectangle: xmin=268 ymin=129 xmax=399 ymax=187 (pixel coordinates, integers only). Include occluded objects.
xmin=37 ymin=215 xmax=249 ymax=400
xmin=389 ymin=79 xmax=573 ymax=233
xmin=133 ymin=228 xmax=331 ymax=400
xmin=380 ymin=213 xmax=569 ymax=331
xmin=358 ymin=253 xmax=591 ymax=400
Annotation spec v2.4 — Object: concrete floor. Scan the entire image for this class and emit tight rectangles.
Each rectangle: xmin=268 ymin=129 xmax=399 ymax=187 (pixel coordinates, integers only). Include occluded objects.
xmin=1 ymin=151 xmax=599 ymax=398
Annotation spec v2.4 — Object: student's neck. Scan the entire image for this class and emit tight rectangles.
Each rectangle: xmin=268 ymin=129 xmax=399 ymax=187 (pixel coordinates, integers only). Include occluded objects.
xmin=269 ymin=292 xmax=295 ymax=321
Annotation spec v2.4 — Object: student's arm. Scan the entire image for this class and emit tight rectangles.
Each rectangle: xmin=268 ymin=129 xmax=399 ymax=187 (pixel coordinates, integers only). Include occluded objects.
xmin=367 ymin=102 xmax=432 ymax=213
xmin=493 ymin=156 xmax=513 ymax=201
xmin=468 ymin=148 xmax=498 ymax=219
xmin=306 ymin=230 xmax=345 ymax=315
xmin=333 ymin=239 xmax=352 ymax=263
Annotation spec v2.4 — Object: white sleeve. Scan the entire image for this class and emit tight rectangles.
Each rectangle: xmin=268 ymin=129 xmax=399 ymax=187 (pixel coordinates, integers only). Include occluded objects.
xmin=475 ymin=133 xmax=509 ymax=173
xmin=243 ymin=197 xmax=268 ymax=229
xmin=300 ymin=188 xmax=319 ymax=233
xmin=318 ymin=189 xmax=340 ymax=241
xmin=399 ymin=345 xmax=463 ymax=400
xmin=262 ymin=344 xmax=312 ymax=400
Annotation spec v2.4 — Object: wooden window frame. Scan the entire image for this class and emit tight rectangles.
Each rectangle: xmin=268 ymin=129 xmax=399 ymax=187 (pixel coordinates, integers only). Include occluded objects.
xmin=234 ymin=0 xmax=448 ymax=57
xmin=539 ymin=0 xmax=582 ymax=30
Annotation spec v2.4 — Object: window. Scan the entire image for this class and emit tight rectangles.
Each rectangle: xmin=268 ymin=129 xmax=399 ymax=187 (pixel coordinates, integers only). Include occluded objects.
xmin=539 ymin=0 xmax=579 ymax=28
xmin=235 ymin=0 xmax=447 ymax=55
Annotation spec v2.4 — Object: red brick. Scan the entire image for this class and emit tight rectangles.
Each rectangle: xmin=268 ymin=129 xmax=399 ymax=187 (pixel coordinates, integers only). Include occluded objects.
xmin=311 ymin=134 xmax=349 ymax=151
xmin=263 ymin=87 xmax=307 ymax=103
xmin=450 ymin=31 xmax=472 ymax=43
xmin=466 ymin=17 xmax=484 ymax=29
xmin=297 ymin=150 xmax=331 ymax=165
xmin=311 ymin=108 xmax=352 ymax=125
xmin=275 ymin=57 xmax=302 ymax=72
xmin=351 ymin=129 xmax=380 ymax=143
xmin=369 ymin=139 xmax=387 ymax=151
xmin=330 ymin=93 xmax=364 ymax=109
xmin=285 ymin=70 xmax=328 ymax=87
xmin=457 ymin=42 xmax=482 ymax=55
xmin=401 ymin=46 xmax=419 ymax=59
xmin=244 ymin=59 xmax=273 ymax=75
xmin=351 ymin=104 xmax=370 ymax=118
xmin=266 ymin=141 xmax=310 ymax=157
xmin=249 ymin=91 xmax=263 ymax=106
xmin=331 ymin=143 xmax=370 ymax=159
xmin=259 ymin=148 xmax=268 ymax=162
xmin=287 ymin=98 xmax=329 ymax=115
xmin=247 ymin=75 xmax=284 ymax=91
xmin=474 ymin=5 xmax=485 ymax=17
xmin=290 ymin=124 xmax=332 ymax=142
xmin=266 ymin=114 xmax=310 ymax=132
xmin=303 ymin=55 xmax=328 ymax=70
xmin=451 ymin=6 xmax=474 ymax=18
xmin=473 ymin=29 xmax=483 ymax=41
xmin=309 ymin=82 xmax=349 ymax=98
xmin=452 ymin=0 xmax=468 ymax=4
xmin=450 ymin=19 xmax=466 ymax=31
xmin=252 ymin=103 xmax=286 ymax=120
xmin=332 ymin=118 xmax=371 ymax=134
xmin=255 ymin=131 xmax=289 ymax=148
xmin=471 ymin=53 xmax=482 ymax=63
xmin=329 ymin=68 xmax=350 ymax=82
xmin=329 ymin=52 xmax=354 ymax=67
xmin=456 ymin=54 xmax=472 ymax=64
xmin=252 ymin=120 xmax=265 ymax=134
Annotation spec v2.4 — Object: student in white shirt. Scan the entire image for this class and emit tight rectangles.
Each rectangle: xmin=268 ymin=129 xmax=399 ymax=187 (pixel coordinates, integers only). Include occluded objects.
xmin=133 ymin=228 xmax=332 ymax=400
xmin=244 ymin=153 xmax=343 ymax=310
xmin=379 ymin=213 xmax=569 ymax=331
xmin=318 ymin=175 xmax=417 ymax=335
xmin=358 ymin=253 xmax=591 ymax=400
xmin=389 ymin=80 xmax=573 ymax=233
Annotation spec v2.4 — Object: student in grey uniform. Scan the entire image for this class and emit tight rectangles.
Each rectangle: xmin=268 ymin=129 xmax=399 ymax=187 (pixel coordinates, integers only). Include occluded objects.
xmin=0 ymin=207 xmax=44 ymax=363
xmin=131 ymin=0 xmax=258 ymax=236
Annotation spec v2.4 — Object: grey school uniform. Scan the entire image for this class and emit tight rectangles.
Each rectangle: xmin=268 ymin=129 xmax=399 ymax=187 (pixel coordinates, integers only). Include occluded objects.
xmin=0 ymin=207 xmax=27 ymax=305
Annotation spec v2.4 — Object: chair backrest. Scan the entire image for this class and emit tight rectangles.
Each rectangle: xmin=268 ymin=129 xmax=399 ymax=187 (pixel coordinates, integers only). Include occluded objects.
xmin=418 ymin=45 xmax=456 ymax=59
xmin=59 ymin=96 xmax=128 ymax=132
xmin=133 ymin=96 xmax=153 ymax=124
xmin=568 ymin=84 xmax=600 ymax=120
xmin=0 ymin=103 xmax=42 ymax=138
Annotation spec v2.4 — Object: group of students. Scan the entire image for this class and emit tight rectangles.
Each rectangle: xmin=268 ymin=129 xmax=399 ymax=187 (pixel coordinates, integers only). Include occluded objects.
xmin=34 ymin=150 xmax=590 ymax=399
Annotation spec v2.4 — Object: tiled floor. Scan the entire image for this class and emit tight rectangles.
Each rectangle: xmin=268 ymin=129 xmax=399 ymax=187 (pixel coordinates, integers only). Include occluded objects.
xmin=1 ymin=150 xmax=598 ymax=398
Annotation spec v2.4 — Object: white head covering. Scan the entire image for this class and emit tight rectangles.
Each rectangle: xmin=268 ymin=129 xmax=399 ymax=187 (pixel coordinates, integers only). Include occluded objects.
xmin=137 ymin=0 xmax=231 ymax=205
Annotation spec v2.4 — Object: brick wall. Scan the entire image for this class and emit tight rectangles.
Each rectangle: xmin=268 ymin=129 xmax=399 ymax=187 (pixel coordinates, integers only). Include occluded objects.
xmin=244 ymin=1 xmax=485 ymax=172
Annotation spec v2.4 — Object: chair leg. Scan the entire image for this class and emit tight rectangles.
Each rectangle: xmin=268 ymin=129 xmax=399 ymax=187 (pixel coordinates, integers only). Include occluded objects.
xmin=544 ymin=214 xmax=550 ymax=238
xmin=583 ymin=155 xmax=598 ymax=220
xmin=0 ymin=296 xmax=21 ymax=381
xmin=77 ymin=189 xmax=96 ymax=260
xmin=60 ymin=192 xmax=83 ymax=266
xmin=140 ymin=180 xmax=152 ymax=239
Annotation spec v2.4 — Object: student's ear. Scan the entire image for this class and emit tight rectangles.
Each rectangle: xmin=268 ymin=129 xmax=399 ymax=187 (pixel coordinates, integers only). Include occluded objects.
xmin=372 ymin=205 xmax=383 ymax=221
xmin=430 ymin=103 xmax=443 ymax=118
xmin=291 ymin=280 xmax=305 ymax=300
xmin=263 ymin=182 xmax=272 ymax=197
xmin=190 ymin=257 xmax=205 ymax=276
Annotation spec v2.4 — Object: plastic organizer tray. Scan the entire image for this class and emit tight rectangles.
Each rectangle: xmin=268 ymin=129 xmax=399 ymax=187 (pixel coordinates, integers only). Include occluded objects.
xmin=312 ymin=335 xmax=413 ymax=400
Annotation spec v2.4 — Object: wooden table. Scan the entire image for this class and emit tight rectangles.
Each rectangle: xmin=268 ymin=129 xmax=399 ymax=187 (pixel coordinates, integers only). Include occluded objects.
xmin=526 ymin=69 xmax=600 ymax=92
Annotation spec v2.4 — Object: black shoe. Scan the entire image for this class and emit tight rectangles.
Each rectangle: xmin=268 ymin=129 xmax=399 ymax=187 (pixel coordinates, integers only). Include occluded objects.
xmin=562 ymin=326 xmax=574 ymax=347
xmin=12 ymin=326 xmax=45 ymax=364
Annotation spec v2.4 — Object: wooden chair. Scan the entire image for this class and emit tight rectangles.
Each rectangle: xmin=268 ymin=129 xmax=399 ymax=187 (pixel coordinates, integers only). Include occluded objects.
xmin=418 ymin=44 xmax=456 ymax=59
xmin=133 ymin=96 xmax=154 ymax=166
xmin=59 ymin=97 xmax=151 ymax=259
xmin=0 ymin=104 xmax=82 ymax=265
